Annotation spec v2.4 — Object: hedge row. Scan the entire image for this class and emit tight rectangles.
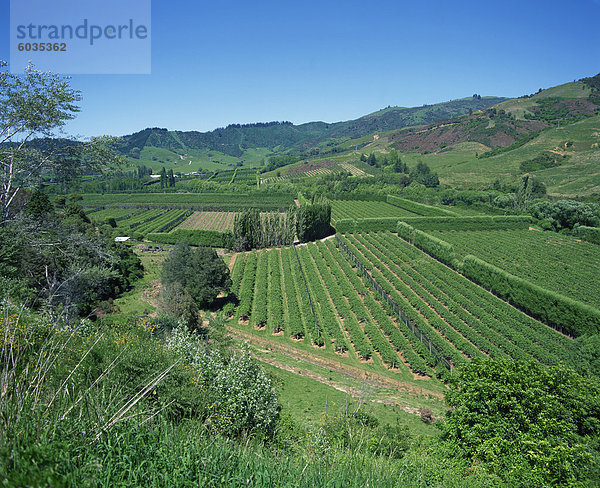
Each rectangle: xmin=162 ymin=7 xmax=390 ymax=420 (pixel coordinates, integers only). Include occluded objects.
xmin=576 ymin=226 xmax=600 ymax=245
xmin=334 ymin=218 xmax=400 ymax=233
xmin=386 ymin=195 xmax=457 ymax=216
xmin=461 ymin=255 xmax=600 ymax=337
xmin=397 ymin=215 xmax=532 ymax=232
xmin=335 ymin=215 xmax=532 ymax=234
xmin=147 ymin=229 xmax=233 ymax=248
xmin=396 ymin=222 xmax=458 ymax=267
xmin=331 ymin=193 xmax=388 ymax=202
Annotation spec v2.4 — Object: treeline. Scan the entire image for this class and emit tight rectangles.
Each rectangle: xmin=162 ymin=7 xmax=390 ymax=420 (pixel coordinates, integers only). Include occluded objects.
xmin=233 ymin=209 xmax=295 ymax=250
xmin=232 ymin=200 xmax=332 ymax=250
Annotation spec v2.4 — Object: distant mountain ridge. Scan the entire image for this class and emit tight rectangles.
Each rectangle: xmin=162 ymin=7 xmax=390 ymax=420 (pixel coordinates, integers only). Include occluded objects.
xmin=118 ymin=96 xmax=507 ymax=157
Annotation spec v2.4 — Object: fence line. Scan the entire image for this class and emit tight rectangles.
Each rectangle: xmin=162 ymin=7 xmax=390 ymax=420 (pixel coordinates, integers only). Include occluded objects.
xmin=335 ymin=236 xmax=452 ymax=371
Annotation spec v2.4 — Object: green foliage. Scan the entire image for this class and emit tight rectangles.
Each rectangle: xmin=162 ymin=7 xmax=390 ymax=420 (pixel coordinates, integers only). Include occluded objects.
xmin=296 ymin=201 xmax=333 ymax=242
xmin=161 ymin=242 xmax=232 ymax=310
xmin=409 ymin=162 xmax=439 ymax=188
xmin=576 ymin=225 xmax=600 ymax=245
xmin=582 ymin=73 xmax=600 ymax=91
xmin=232 ymin=208 xmax=295 ymax=250
xmin=519 ymin=151 xmax=567 ymax=172
xmin=335 ymin=217 xmax=401 ymax=233
xmin=24 ymin=190 xmax=54 ymax=218
xmin=397 ymin=222 xmax=458 ymax=267
xmin=572 ymin=334 xmax=600 ymax=377
xmin=331 ymin=199 xmax=415 ymax=221
xmin=80 ymin=192 xmax=295 ymax=211
xmin=398 ymin=215 xmax=532 ymax=232
xmin=444 ymin=358 xmax=600 ymax=486
xmin=148 ymin=228 xmax=233 ymax=248
xmin=433 ymin=229 xmax=600 ymax=310
xmin=528 ymin=199 xmax=599 ymax=230
xmin=461 ymin=254 xmax=600 ymax=336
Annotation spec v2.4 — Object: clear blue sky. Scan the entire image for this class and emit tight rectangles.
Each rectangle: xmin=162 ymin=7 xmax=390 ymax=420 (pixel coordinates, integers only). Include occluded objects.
xmin=1 ymin=0 xmax=599 ymax=137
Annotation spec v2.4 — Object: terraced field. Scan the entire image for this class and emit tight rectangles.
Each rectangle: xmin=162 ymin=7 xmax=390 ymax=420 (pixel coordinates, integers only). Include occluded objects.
xmin=431 ymin=229 xmax=600 ymax=309
xmin=86 ymin=207 xmax=191 ymax=236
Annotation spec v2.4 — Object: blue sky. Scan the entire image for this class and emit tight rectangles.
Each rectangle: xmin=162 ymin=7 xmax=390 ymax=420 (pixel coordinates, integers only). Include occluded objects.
xmin=1 ymin=0 xmax=599 ymax=137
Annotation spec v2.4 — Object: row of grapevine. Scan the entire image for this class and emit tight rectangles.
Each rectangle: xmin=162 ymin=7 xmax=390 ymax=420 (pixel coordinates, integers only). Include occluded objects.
xmin=178 ymin=211 xmax=238 ymax=232
xmin=230 ymin=241 xmax=433 ymax=375
xmin=280 ymin=248 xmax=308 ymax=339
xmin=296 ymin=245 xmax=345 ymax=350
xmin=81 ymin=192 xmax=295 ymax=211
xmin=337 ymin=234 xmax=466 ymax=368
xmin=266 ymin=250 xmax=284 ymax=334
xmin=251 ymin=251 xmax=269 ymax=328
xmin=235 ymin=252 xmax=258 ymax=321
xmin=364 ymin=233 xmax=570 ymax=363
xmin=131 ymin=209 xmax=191 ymax=235
xmin=321 ymin=239 xmax=432 ymax=375
xmin=338 ymin=232 xmax=577 ymax=368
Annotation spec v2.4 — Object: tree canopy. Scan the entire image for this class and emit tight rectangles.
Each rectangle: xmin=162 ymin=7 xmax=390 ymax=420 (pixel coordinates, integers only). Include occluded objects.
xmin=161 ymin=242 xmax=232 ymax=312
xmin=443 ymin=358 xmax=600 ymax=486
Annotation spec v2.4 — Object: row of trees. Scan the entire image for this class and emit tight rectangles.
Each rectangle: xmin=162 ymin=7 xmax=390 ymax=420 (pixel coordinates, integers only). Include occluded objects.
xmin=232 ymin=200 xmax=333 ymax=251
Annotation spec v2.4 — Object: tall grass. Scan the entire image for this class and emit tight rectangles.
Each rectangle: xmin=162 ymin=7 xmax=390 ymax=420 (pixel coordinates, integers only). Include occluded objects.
xmin=0 ymin=308 xmax=498 ymax=487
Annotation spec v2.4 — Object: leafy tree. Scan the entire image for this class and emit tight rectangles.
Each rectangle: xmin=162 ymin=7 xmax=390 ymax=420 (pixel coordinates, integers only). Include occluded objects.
xmin=161 ymin=242 xmax=232 ymax=311
xmin=528 ymin=199 xmax=599 ymax=230
xmin=25 ymin=190 xmax=53 ymax=218
xmin=0 ymin=62 xmax=123 ymax=221
xmin=168 ymin=168 xmax=175 ymax=187
xmin=296 ymin=200 xmax=332 ymax=242
xmin=410 ymin=162 xmax=439 ymax=188
xmin=444 ymin=358 xmax=600 ymax=486
xmin=367 ymin=153 xmax=377 ymax=166
xmin=160 ymin=167 xmax=167 ymax=188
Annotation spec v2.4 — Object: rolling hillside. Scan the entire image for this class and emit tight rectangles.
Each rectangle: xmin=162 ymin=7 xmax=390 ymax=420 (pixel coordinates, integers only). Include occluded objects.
xmin=117 ymin=96 xmax=506 ymax=171
xmin=282 ymin=74 xmax=600 ymax=197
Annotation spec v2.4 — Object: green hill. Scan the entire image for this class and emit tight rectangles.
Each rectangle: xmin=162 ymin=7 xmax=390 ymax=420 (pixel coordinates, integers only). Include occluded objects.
xmin=280 ymin=75 xmax=600 ymax=197
xmin=117 ymin=96 xmax=506 ymax=171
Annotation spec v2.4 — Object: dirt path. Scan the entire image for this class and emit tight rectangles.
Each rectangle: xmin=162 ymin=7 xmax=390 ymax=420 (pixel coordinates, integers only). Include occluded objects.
xmin=227 ymin=326 xmax=444 ymax=400
xmin=228 ymin=252 xmax=239 ymax=271
xmin=257 ymin=354 xmax=423 ymax=416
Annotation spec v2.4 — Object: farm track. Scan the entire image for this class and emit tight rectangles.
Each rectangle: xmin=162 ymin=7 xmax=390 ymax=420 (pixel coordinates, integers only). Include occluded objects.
xmin=227 ymin=326 xmax=444 ymax=401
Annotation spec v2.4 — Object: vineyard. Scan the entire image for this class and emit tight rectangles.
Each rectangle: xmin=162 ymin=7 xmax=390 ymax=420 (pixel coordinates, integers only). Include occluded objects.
xmin=87 ymin=207 xmax=191 ymax=237
xmin=330 ymin=200 xmax=417 ymax=221
xmin=431 ymin=229 xmax=600 ymax=309
xmin=178 ymin=211 xmax=238 ymax=231
xmin=230 ymin=231 xmax=576 ymax=377
xmin=81 ymin=192 xmax=294 ymax=211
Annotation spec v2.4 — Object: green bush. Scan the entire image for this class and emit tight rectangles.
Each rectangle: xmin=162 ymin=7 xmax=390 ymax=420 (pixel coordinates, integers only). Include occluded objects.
xmin=576 ymin=225 xmax=600 ymax=245
xmin=397 ymin=222 xmax=458 ymax=267
xmin=444 ymin=358 xmax=600 ymax=486
xmin=334 ymin=218 xmax=401 ymax=233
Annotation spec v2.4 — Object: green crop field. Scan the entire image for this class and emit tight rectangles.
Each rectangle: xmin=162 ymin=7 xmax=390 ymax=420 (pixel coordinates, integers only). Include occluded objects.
xmin=431 ymin=229 xmax=600 ymax=309
xmin=330 ymin=200 xmax=417 ymax=221
xmin=81 ymin=192 xmax=295 ymax=211
xmin=230 ymin=232 xmax=576 ymax=381
xmin=178 ymin=211 xmax=238 ymax=231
